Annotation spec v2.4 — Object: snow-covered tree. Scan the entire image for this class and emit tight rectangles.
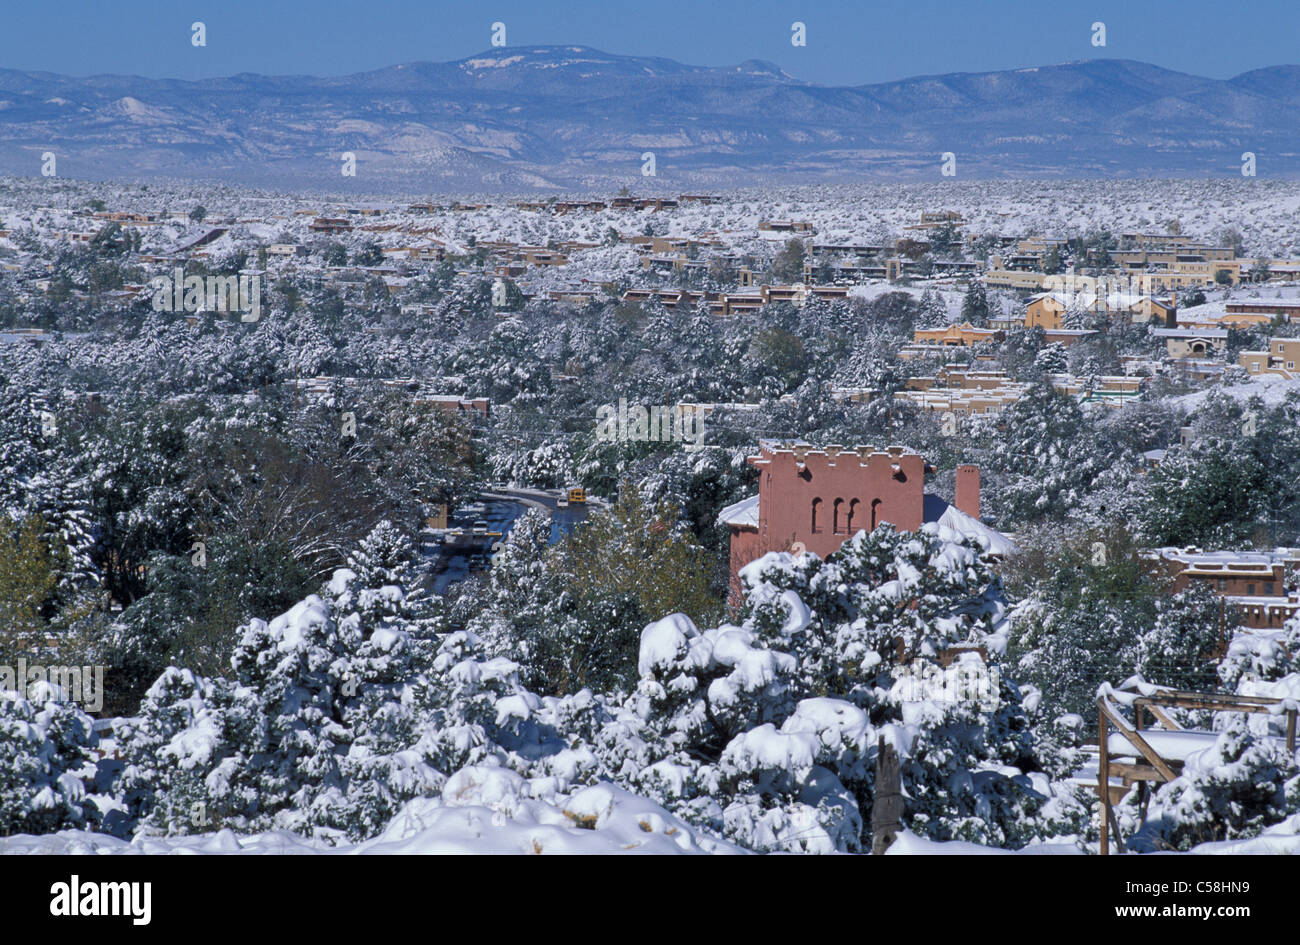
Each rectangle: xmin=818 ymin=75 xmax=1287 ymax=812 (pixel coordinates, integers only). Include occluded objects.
xmin=0 ymin=687 xmax=100 ymax=836
xmin=960 ymin=280 xmax=989 ymax=326
xmin=618 ymin=524 xmax=1087 ymax=852
xmin=1031 ymin=342 xmax=1068 ymax=376
xmin=985 ymin=381 xmax=1116 ymax=526
xmin=1142 ymin=717 xmax=1300 ymax=851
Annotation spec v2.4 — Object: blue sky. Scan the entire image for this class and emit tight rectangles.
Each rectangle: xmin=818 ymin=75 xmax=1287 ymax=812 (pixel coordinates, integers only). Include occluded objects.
xmin=2 ymin=0 xmax=1295 ymax=85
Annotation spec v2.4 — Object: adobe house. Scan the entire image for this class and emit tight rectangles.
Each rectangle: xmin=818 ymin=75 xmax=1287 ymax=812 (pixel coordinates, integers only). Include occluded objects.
xmin=1214 ymin=312 xmax=1272 ymax=329
xmin=1226 ymin=299 xmax=1300 ymax=318
xmin=1025 ymin=291 xmax=1175 ymax=330
xmin=1150 ymin=547 xmax=1300 ymax=630
xmin=1152 ymin=328 xmax=1227 ymax=359
xmin=309 ymin=217 xmax=352 ymax=234
xmin=1025 ymin=293 xmax=1068 ymax=330
xmin=1134 ymin=295 xmax=1178 ymax=327
xmin=719 ymin=443 xmax=1015 ymax=603
xmin=417 ymin=395 xmax=491 ymax=420
xmin=912 ymin=323 xmax=1005 ymax=348
xmin=1239 ymin=337 xmax=1300 ymax=380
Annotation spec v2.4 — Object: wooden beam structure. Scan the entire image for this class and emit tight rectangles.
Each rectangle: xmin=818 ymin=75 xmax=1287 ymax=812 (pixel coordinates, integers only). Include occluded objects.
xmin=1096 ymin=686 xmax=1298 ymax=854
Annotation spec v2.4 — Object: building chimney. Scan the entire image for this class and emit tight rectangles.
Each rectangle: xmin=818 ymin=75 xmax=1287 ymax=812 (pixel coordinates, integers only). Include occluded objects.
xmin=955 ymin=465 xmax=981 ymax=520
xmin=1169 ymin=292 xmax=1178 ymax=327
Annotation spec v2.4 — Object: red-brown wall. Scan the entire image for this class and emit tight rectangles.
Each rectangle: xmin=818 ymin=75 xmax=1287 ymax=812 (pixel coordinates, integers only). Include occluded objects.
xmin=728 ymin=445 xmax=927 ymax=600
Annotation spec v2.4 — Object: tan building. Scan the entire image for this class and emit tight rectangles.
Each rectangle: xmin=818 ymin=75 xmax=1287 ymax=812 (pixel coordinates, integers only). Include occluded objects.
xmin=1239 ymin=337 xmax=1300 ymax=380
xmin=1227 ymin=299 xmax=1300 ymax=319
xmin=1152 ymin=328 xmax=1227 ymax=359
xmin=895 ymin=385 xmax=1024 ymax=417
xmin=416 ymin=395 xmax=491 ymax=420
xmin=759 ymin=220 xmax=814 ymax=233
xmin=985 ymin=266 xmax=1048 ymax=291
xmin=1025 ymin=293 xmax=1067 ymax=330
xmin=521 ymin=249 xmax=568 ymax=267
xmin=309 ymin=217 xmax=352 ymax=234
xmin=912 ymin=323 xmax=1004 ymax=348
xmin=1217 ymin=312 xmax=1272 ymax=329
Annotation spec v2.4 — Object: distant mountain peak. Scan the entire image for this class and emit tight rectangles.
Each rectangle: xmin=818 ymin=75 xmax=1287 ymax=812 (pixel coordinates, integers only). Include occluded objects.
xmin=459 ymin=44 xmax=610 ymax=65
xmin=732 ymin=58 xmax=796 ymax=80
xmin=2 ymin=54 xmax=1299 ymax=189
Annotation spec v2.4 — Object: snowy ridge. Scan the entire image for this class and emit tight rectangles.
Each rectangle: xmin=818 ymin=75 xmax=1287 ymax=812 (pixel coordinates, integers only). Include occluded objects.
xmin=6 ymin=54 xmax=1300 ymax=187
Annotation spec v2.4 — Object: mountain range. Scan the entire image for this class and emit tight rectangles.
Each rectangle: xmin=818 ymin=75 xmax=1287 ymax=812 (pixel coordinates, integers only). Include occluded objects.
xmin=1 ymin=46 xmax=1299 ymax=191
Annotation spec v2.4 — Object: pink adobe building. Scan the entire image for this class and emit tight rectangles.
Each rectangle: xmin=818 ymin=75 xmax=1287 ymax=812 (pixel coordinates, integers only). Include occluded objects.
xmin=1149 ymin=547 xmax=1300 ymax=631
xmin=718 ymin=443 xmax=1012 ymax=602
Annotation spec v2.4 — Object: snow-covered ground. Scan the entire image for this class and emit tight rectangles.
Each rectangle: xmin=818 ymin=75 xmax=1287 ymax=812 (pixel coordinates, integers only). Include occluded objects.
xmin=0 ymin=766 xmax=741 ymax=855
xmin=6 ymin=801 xmax=1294 ymax=855
xmin=1171 ymin=372 xmax=1300 ymax=410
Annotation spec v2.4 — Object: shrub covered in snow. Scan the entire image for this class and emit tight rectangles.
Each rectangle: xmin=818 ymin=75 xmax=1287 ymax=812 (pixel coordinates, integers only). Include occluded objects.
xmin=0 ymin=687 xmax=100 ymax=835
xmin=1141 ymin=717 xmax=1300 ymax=851
xmin=612 ymin=525 xmax=1091 ymax=852
xmin=120 ymin=522 xmax=469 ymax=841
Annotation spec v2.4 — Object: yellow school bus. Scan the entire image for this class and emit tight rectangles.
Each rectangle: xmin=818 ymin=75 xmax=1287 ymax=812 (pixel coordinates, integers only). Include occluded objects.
xmin=567 ymin=487 xmax=587 ymax=504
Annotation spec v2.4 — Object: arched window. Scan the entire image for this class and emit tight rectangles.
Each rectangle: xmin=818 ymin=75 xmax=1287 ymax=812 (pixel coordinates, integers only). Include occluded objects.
xmin=811 ymin=497 xmax=824 ymax=534
xmin=833 ymin=498 xmax=845 ymax=534
xmin=870 ymin=498 xmax=883 ymax=530
xmin=847 ymin=498 xmax=860 ymax=534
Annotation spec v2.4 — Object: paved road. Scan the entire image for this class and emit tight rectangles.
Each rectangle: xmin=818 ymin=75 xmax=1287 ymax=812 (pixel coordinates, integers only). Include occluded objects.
xmin=421 ymin=487 xmax=594 ymax=594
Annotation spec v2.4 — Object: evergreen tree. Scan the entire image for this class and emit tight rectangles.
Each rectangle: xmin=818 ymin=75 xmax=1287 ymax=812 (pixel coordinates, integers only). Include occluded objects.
xmin=1008 ymin=529 xmax=1223 ymax=717
xmin=1145 ymin=717 xmax=1300 ymax=851
xmin=1031 ymin=343 xmax=1068 ymax=376
xmin=917 ymin=289 xmax=947 ymax=329
xmin=621 ymin=524 xmax=1087 ymax=852
xmin=770 ymin=239 xmax=806 ymax=284
xmin=1138 ymin=438 xmax=1271 ymax=547
xmin=478 ymin=487 xmax=720 ymax=696
xmin=960 ymin=280 xmax=990 ymax=326
xmin=986 ymin=381 xmax=1114 ymax=526
xmin=0 ymin=689 xmax=100 ymax=836
xmin=0 ymin=515 xmax=61 ymax=659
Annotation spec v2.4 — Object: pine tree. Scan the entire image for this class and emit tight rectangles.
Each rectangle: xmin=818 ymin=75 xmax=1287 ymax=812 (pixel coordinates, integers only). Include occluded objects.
xmin=1032 ymin=343 xmax=1068 ymax=376
xmin=0 ymin=515 xmax=61 ymax=659
xmin=0 ymin=689 xmax=100 ymax=836
xmin=988 ymin=381 xmax=1115 ymax=525
xmin=122 ymin=522 xmax=470 ymax=843
xmin=621 ymin=524 xmax=1081 ymax=852
xmin=345 ymin=519 xmax=417 ymax=590
xmin=1146 ymin=717 xmax=1300 ymax=851
xmin=918 ymin=289 xmax=947 ymax=329
xmin=1138 ymin=437 xmax=1270 ymax=547
xmin=960 ymin=280 xmax=989 ymax=326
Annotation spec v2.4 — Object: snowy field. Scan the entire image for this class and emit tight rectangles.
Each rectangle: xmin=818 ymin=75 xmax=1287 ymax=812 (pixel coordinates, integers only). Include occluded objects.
xmin=5 ymin=797 xmax=1296 ymax=855
xmin=0 ymin=770 xmax=740 ymax=855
